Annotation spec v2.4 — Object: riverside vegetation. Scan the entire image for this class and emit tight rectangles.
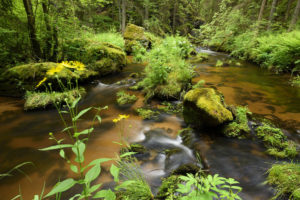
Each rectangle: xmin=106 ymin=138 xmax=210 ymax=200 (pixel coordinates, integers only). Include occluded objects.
xmin=0 ymin=0 xmax=300 ymax=199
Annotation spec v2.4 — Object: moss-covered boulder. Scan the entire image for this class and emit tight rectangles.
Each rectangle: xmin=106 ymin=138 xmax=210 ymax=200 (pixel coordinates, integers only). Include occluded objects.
xmin=0 ymin=62 xmax=97 ymax=96
xmin=183 ymin=88 xmax=233 ymax=128
xmin=124 ymin=24 xmax=150 ymax=54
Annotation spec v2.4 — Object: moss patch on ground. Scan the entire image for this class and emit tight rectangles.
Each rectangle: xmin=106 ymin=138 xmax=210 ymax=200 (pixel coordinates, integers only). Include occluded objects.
xmin=267 ymin=163 xmax=300 ymax=200
xmin=116 ymin=91 xmax=138 ymax=105
xmin=256 ymin=123 xmax=297 ymax=158
xmin=24 ymin=88 xmax=86 ymax=111
xmin=223 ymin=106 xmax=251 ymax=138
xmin=183 ymin=88 xmax=233 ymax=128
xmin=124 ymin=24 xmax=150 ymax=54
xmin=136 ymin=108 xmax=160 ymax=120
xmin=189 ymin=53 xmax=209 ymax=63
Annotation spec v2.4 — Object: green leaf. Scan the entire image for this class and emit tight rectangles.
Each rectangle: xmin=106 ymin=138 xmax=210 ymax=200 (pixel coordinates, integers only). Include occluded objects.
xmin=110 ymin=164 xmax=119 ymax=182
xmin=120 ymin=152 xmax=137 ymax=158
xmin=62 ymin=126 xmax=73 ymax=133
xmin=89 ymin=183 xmax=102 ymax=194
xmin=70 ymin=165 xmax=78 ymax=173
xmin=45 ymin=178 xmax=77 ymax=197
xmin=72 ymin=141 xmax=86 ymax=163
xmin=33 ymin=195 xmax=39 ymax=200
xmin=85 ymin=164 xmax=101 ymax=183
xmin=72 ymin=107 xmax=92 ymax=122
xmin=74 ymin=128 xmax=94 ymax=137
xmin=71 ymin=97 xmax=81 ymax=108
xmin=39 ymin=144 xmax=73 ymax=151
xmin=93 ymin=189 xmax=116 ymax=200
xmin=87 ymin=158 xmax=112 ymax=168
xmin=69 ymin=194 xmax=81 ymax=200
xmin=96 ymin=115 xmax=102 ymax=124
xmin=59 ymin=150 xmax=65 ymax=159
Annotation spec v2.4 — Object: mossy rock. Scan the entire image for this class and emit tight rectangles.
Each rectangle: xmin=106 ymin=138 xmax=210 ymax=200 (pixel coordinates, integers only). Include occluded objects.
xmin=24 ymin=88 xmax=86 ymax=111
xmin=171 ymin=163 xmax=201 ymax=176
xmin=223 ymin=106 xmax=251 ymax=138
xmin=256 ymin=123 xmax=298 ymax=158
xmin=124 ymin=24 xmax=150 ymax=54
xmin=183 ymin=88 xmax=233 ymax=128
xmin=267 ymin=163 xmax=300 ymax=200
xmin=0 ymin=62 xmax=97 ymax=96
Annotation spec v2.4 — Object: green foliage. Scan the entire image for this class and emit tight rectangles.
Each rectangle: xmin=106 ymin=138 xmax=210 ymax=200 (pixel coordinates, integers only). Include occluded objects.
xmin=116 ymin=91 xmax=138 ymax=105
xmin=215 ymin=60 xmax=224 ymax=67
xmin=192 ymin=80 xmax=205 ymax=89
xmin=176 ymin=173 xmax=242 ymax=200
xmin=291 ymin=76 xmax=300 ymax=87
xmin=267 ymin=163 xmax=300 ymax=200
xmin=136 ymin=108 xmax=159 ymax=120
xmin=256 ymin=123 xmax=298 ymax=158
xmin=158 ymin=102 xmax=183 ymax=114
xmin=139 ymin=36 xmax=194 ymax=99
xmin=24 ymin=88 xmax=86 ymax=110
xmin=190 ymin=53 xmax=209 ymax=63
xmin=156 ymin=175 xmax=181 ymax=200
xmin=223 ymin=106 xmax=251 ymax=138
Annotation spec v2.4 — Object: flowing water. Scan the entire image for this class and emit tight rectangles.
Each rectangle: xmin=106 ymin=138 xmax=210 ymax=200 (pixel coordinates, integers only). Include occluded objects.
xmin=0 ymin=51 xmax=299 ymax=200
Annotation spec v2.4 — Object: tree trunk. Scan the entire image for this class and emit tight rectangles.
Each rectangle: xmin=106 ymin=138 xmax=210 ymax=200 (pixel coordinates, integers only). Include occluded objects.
xmin=258 ymin=0 xmax=267 ymax=21
xmin=267 ymin=0 xmax=278 ymax=30
xmin=285 ymin=0 xmax=293 ymax=21
xmin=121 ymin=0 xmax=126 ymax=34
xmin=289 ymin=0 xmax=300 ymax=31
xmin=42 ymin=0 xmax=52 ymax=60
xmin=145 ymin=0 xmax=149 ymax=21
xmin=117 ymin=0 xmax=122 ymax=31
xmin=22 ymin=0 xmax=42 ymax=59
xmin=172 ymin=0 xmax=177 ymax=34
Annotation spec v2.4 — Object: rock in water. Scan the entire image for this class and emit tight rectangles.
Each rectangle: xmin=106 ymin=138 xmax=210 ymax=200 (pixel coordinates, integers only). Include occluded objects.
xmin=183 ymin=88 xmax=233 ymax=128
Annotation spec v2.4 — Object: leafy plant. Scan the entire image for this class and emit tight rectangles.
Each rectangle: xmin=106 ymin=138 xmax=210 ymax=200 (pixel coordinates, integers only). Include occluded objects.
xmin=116 ymin=91 xmax=138 ymax=105
xmin=176 ymin=173 xmax=242 ymax=200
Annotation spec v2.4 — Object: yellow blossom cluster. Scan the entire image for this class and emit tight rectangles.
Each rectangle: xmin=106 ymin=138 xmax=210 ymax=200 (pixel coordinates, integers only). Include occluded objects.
xmin=112 ymin=114 xmax=130 ymax=123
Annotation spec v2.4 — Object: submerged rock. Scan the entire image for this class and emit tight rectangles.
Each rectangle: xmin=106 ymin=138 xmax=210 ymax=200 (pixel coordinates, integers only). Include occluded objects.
xmin=183 ymin=88 xmax=233 ymax=128
xmin=124 ymin=24 xmax=150 ymax=54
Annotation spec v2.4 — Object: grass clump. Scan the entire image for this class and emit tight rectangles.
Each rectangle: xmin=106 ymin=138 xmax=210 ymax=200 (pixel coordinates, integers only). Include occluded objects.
xmin=267 ymin=163 xmax=300 ymax=200
xmin=216 ymin=60 xmax=224 ymax=67
xmin=223 ymin=106 xmax=251 ymax=138
xmin=24 ymin=88 xmax=86 ymax=110
xmin=192 ymin=80 xmax=205 ymax=89
xmin=136 ymin=108 xmax=159 ymax=120
xmin=190 ymin=53 xmax=209 ymax=63
xmin=138 ymin=36 xmax=194 ymax=100
xmin=291 ymin=76 xmax=300 ymax=87
xmin=116 ymin=91 xmax=138 ymax=105
xmin=256 ymin=123 xmax=298 ymax=158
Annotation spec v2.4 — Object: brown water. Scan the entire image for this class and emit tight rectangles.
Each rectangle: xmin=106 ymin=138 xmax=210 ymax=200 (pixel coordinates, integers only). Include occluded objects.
xmin=0 ymin=51 xmax=299 ymax=200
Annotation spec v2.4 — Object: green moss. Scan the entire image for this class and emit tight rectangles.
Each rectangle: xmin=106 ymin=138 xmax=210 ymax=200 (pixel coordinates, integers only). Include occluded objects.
xmin=124 ymin=24 xmax=146 ymax=41
xmin=267 ymin=163 xmax=300 ymax=200
xmin=164 ymin=148 xmax=182 ymax=157
xmin=192 ymin=80 xmax=205 ymax=89
xmin=158 ymin=102 xmax=183 ymax=114
xmin=155 ymin=175 xmax=181 ymax=200
xmin=116 ymin=91 xmax=138 ymax=105
xmin=256 ymin=123 xmax=298 ymax=158
xmin=183 ymin=88 xmax=233 ymax=127
xmin=120 ymin=143 xmax=147 ymax=155
xmin=223 ymin=106 xmax=251 ymax=138
xmin=190 ymin=53 xmax=209 ymax=63
xmin=171 ymin=163 xmax=201 ymax=176
xmin=136 ymin=108 xmax=159 ymax=120
xmin=291 ymin=76 xmax=300 ymax=87
xmin=24 ymin=88 xmax=86 ymax=111
xmin=178 ymin=127 xmax=193 ymax=146
xmin=216 ymin=60 xmax=224 ymax=67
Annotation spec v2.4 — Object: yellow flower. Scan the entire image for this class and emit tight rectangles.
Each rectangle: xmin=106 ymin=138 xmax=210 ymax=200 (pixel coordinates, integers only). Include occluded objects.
xmin=62 ymin=61 xmax=86 ymax=71
xmin=112 ymin=114 xmax=130 ymax=123
xmin=36 ymin=77 xmax=47 ymax=88
xmin=46 ymin=64 xmax=64 ymax=76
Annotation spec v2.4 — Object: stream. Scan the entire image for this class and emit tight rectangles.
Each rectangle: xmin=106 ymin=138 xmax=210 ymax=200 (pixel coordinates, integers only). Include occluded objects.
xmin=0 ymin=50 xmax=299 ymax=200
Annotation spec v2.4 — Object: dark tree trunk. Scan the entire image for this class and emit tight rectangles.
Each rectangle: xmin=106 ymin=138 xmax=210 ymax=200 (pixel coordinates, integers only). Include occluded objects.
xmin=267 ymin=0 xmax=278 ymax=30
xmin=289 ymin=0 xmax=300 ymax=31
xmin=258 ymin=0 xmax=267 ymax=21
xmin=285 ymin=0 xmax=293 ymax=21
xmin=23 ymin=0 xmax=42 ymax=59
xmin=172 ymin=0 xmax=177 ymax=34
xmin=42 ymin=0 xmax=52 ymax=60
xmin=121 ymin=0 xmax=126 ymax=34
xmin=144 ymin=0 xmax=149 ymax=21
